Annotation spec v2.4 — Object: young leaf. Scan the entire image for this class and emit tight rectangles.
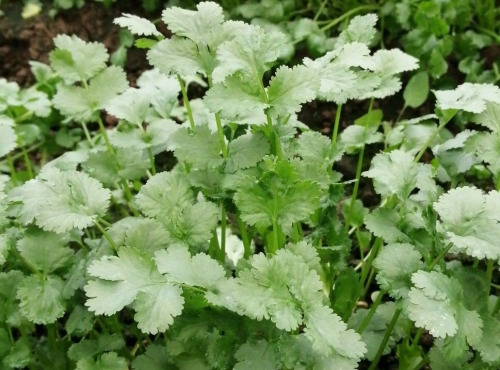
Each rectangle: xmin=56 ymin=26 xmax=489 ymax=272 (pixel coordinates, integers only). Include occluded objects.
xmin=17 ymin=275 xmax=66 ymax=324
xmin=335 ymin=14 xmax=378 ymax=48
xmin=408 ymin=271 xmax=482 ymax=341
xmin=433 ymin=186 xmax=500 ymax=260
xmin=85 ymin=247 xmax=184 ymax=334
xmin=0 ymin=116 xmax=17 ymax=158
xmin=340 ymin=125 xmax=383 ymax=154
xmin=225 ymin=132 xmax=270 ymax=173
xmin=373 ymin=243 xmax=423 ymax=298
xmin=433 ymin=83 xmax=500 ymax=114
xmin=403 ymin=71 xmax=429 ymax=108
xmin=364 ymin=208 xmax=410 ymax=243
xmin=11 ymin=167 xmax=111 ymax=234
xmin=234 ymin=340 xmax=280 ymax=370
xmin=50 ymin=35 xmax=109 ymax=83
xmin=114 ymin=13 xmax=161 ymax=37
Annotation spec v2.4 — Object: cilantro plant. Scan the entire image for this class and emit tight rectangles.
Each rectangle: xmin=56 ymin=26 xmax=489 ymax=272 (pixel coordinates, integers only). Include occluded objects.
xmin=0 ymin=2 xmax=499 ymax=369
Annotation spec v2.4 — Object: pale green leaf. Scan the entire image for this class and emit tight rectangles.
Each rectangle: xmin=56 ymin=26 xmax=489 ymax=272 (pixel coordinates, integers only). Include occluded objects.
xmin=0 ymin=116 xmax=17 ymax=158
xmin=336 ymin=14 xmax=378 ymax=48
xmin=340 ymin=125 xmax=383 ymax=154
xmin=234 ymin=340 xmax=279 ymax=370
xmin=225 ymin=132 xmax=270 ymax=173
xmin=114 ymin=13 xmax=161 ymax=37
xmin=433 ymin=83 xmax=500 ymax=114
xmin=364 ymin=207 xmax=410 ymax=243
xmin=17 ymin=275 xmax=66 ymax=324
xmin=50 ymin=35 xmax=109 ymax=83
xmin=433 ymin=186 xmax=500 ymax=260
xmin=403 ymin=71 xmax=429 ymax=108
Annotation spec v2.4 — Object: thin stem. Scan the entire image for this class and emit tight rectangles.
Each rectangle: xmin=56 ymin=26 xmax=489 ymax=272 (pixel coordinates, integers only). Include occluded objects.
xmin=81 ymin=122 xmax=93 ymax=146
xmin=207 ymin=75 xmax=228 ymax=158
xmin=7 ymin=154 xmax=18 ymax=186
xmin=428 ymin=242 xmax=453 ymax=270
xmin=358 ymin=290 xmax=385 ymax=333
xmin=331 ymin=104 xmax=342 ymax=147
xmin=361 ymin=238 xmax=382 ymax=288
xmin=320 ymin=5 xmax=379 ymax=32
xmin=414 ymin=112 xmax=456 ymax=162
xmin=147 ymin=148 xmax=157 ymax=175
xmin=237 ymin=214 xmax=251 ymax=258
xmin=96 ymin=115 xmax=115 ymax=156
xmin=9 ymin=247 xmax=40 ymax=274
xmin=269 ymin=218 xmax=280 ymax=254
xmin=313 ymin=0 xmax=328 ymax=21
xmin=21 ymin=145 xmax=34 ymax=179
xmin=219 ymin=205 xmax=226 ymax=262
xmin=368 ymin=308 xmax=402 ymax=370
xmin=95 ymin=219 xmax=119 ymax=253
xmin=177 ymin=75 xmax=195 ymax=132
xmin=411 ymin=328 xmax=423 ymax=349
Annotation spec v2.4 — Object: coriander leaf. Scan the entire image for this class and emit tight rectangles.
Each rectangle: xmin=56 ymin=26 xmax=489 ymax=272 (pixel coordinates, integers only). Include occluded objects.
xmin=234 ymin=340 xmax=279 ymax=370
xmin=105 ymin=88 xmax=150 ymax=126
xmin=267 ymin=65 xmax=319 ymax=117
xmin=135 ymin=171 xmax=193 ymax=220
xmin=433 ymin=83 xmax=500 ymax=114
xmin=50 ymin=35 xmax=108 ymax=83
xmin=225 ymin=132 xmax=270 ymax=173
xmin=75 ymin=352 xmax=128 ymax=370
xmin=285 ymin=241 xmax=322 ymax=275
xmin=234 ymin=160 xmax=321 ymax=232
xmin=294 ymin=131 xmax=333 ymax=163
xmin=212 ymin=25 xmax=288 ymax=83
xmin=114 ymin=13 xmax=161 ymax=37
xmin=403 ymin=71 xmax=429 ymax=108
xmin=147 ymin=37 xmax=206 ymax=77
xmin=433 ymin=186 xmax=500 ymax=260
xmin=17 ymin=275 xmax=66 ymax=324
xmin=473 ymin=101 xmax=500 ymax=132
xmin=155 ymin=245 xmax=226 ymax=289
xmin=18 ymin=87 xmax=52 ymax=117
xmin=335 ymin=14 xmax=378 ymax=48
xmin=162 ymin=1 xmax=224 ymax=45
xmin=85 ymin=247 xmax=184 ymax=334
xmin=363 ymin=149 xmax=420 ymax=200
xmin=132 ymin=344 xmax=171 ymax=370
xmin=171 ymin=201 xmax=219 ymax=246
xmin=0 ymin=271 xmax=24 ymax=324
xmin=408 ymin=271 xmax=483 ymax=340
xmin=364 ymin=208 xmax=410 ymax=243
xmin=0 ymin=116 xmax=17 ymax=158
xmin=169 ymin=125 xmax=223 ymax=169
xmin=17 ymin=229 xmax=74 ymax=274
xmin=340 ymin=125 xmax=383 ymax=154
xmin=11 ymin=167 xmax=111 ymax=233
xmin=365 ymin=49 xmax=419 ymax=75
xmin=373 ymin=243 xmax=422 ymax=299
xmin=204 ymin=75 xmax=267 ymax=125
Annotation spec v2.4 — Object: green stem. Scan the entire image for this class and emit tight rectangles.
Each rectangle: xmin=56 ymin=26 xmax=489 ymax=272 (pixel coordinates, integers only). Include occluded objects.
xmin=219 ymin=204 xmax=226 ymax=262
xmin=207 ymin=75 xmax=228 ymax=158
xmin=320 ymin=5 xmax=379 ymax=32
xmin=428 ymin=242 xmax=453 ymax=270
xmin=411 ymin=328 xmax=423 ymax=349
xmin=361 ymin=238 xmax=382 ymax=288
xmin=21 ymin=145 xmax=34 ymax=179
xmin=266 ymin=112 xmax=284 ymax=160
xmin=81 ymin=122 xmax=93 ymax=146
xmin=414 ymin=112 xmax=456 ymax=162
xmin=313 ymin=0 xmax=328 ymax=21
xmin=368 ymin=308 xmax=402 ymax=370
xmin=331 ymin=103 xmax=342 ymax=146
xmin=147 ymin=147 xmax=156 ymax=175
xmin=177 ymin=75 xmax=195 ymax=132
xmin=237 ymin=214 xmax=251 ymax=258
xmin=6 ymin=153 xmax=18 ymax=186
xmin=9 ymin=247 xmax=40 ymax=274
xmin=96 ymin=115 xmax=115 ymax=155
xmin=269 ymin=218 xmax=280 ymax=254
xmin=291 ymin=223 xmax=301 ymax=243
xmin=95 ymin=219 xmax=119 ymax=253
xmin=358 ymin=290 xmax=385 ymax=333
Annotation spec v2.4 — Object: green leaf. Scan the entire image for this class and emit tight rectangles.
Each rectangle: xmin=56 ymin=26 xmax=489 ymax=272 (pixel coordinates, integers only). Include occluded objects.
xmin=225 ymin=132 xmax=270 ymax=173
xmin=132 ymin=344 xmax=171 ymax=370
xmin=363 ymin=150 xmax=421 ymax=200
xmin=234 ymin=340 xmax=279 ymax=370
xmin=65 ymin=305 xmax=94 ymax=336
xmin=3 ymin=340 xmax=31 ymax=369
xmin=85 ymin=247 xmax=184 ymax=334
xmin=170 ymin=125 xmax=223 ymax=169
xmin=212 ymin=25 xmax=288 ymax=83
xmin=17 ymin=228 xmax=74 ymax=274
xmin=148 ymin=37 xmax=206 ymax=77
xmin=0 ymin=270 xmax=24 ymax=324
xmin=204 ymin=75 xmax=267 ymax=125
xmin=53 ymin=66 xmax=128 ymax=122
xmin=0 ymin=116 xmax=17 ymax=158
xmin=76 ymin=352 xmax=128 ymax=370
xmin=336 ymin=14 xmax=378 ymax=48
xmin=267 ymin=65 xmax=318 ymax=117
xmin=11 ymin=167 xmax=111 ymax=234
xmin=473 ymin=101 xmax=500 ymax=132
xmin=50 ymin=35 xmax=109 ymax=83
xmin=17 ymin=275 xmax=66 ymax=324
xmin=162 ymin=1 xmax=224 ymax=45
xmin=373 ymin=243 xmax=422 ymax=299
xmin=114 ymin=13 xmax=161 ymax=37
xmin=233 ymin=159 xmax=321 ymax=232
xmin=340 ymin=126 xmax=383 ymax=154
xmin=364 ymin=207 xmax=410 ymax=243
xmin=433 ymin=186 xmax=500 ymax=260
xmin=155 ymin=245 xmax=226 ymax=289
xmin=433 ymin=83 xmax=500 ymax=114
xmin=403 ymin=71 xmax=429 ymax=108
xmin=408 ymin=271 xmax=483 ymax=340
